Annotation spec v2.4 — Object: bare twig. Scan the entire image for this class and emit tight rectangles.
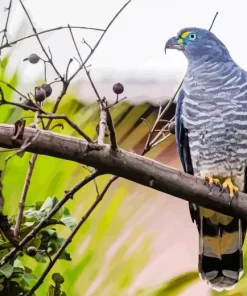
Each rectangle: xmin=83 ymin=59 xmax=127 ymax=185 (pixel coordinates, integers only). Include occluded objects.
xmin=15 ymin=153 xmax=37 ymax=236
xmin=98 ymin=104 xmax=107 ymax=145
xmin=140 ymin=118 xmax=151 ymax=133
xmin=38 ymin=114 xmax=92 ymax=142
xmin=0 ymin=0 xmax=13 ymax=48
xmin=0 ymin=83 xmax=45 ymax=113
xmin=65 ymin=58 xmax=73 ymax=81
xmin=209 ymin=12 xmax=219 ymax=31
xmin=0 ymin=25 xmax=105 ymax=51
xmin=0 ymin=80 xmax=29 ymax=101
xmin=82 ymin=38 xmax=93 ymax=53
xmin=68 ymin=26 xmax=117 ymax=149
xmin=1 ymin=170 xmax=100 ymax=267
xmin=25 ymin=175 xmax=115 ymax=296
xmin=68 ymin=0 xmax=132 ymax=83
xmin=107 ymin=96 xmax=127 ymax=108
xmin=105 ymin=100 xmax=118 ymax=150
xmin=18 ymin=0 xmax=63 ymax=81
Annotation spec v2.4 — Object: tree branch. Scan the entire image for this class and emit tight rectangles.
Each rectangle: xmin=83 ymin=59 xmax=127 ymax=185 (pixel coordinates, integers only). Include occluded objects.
xmin=0 ymin=124 xmax=246 ymax=220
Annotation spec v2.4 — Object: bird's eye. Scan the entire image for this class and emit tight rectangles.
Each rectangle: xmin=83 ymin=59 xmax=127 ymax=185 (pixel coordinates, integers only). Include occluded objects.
xmin=188 ymin=33 xmax=197 ymax=41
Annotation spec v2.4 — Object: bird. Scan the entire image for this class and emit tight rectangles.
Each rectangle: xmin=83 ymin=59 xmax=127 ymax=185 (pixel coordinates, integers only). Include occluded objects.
xmin=165 ymin=28 xmax=247 ymax=291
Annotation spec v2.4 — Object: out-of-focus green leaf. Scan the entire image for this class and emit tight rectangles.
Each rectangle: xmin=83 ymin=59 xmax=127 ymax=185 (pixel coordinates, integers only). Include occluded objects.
xmin=0 ymin=263 xmax=13 ymax=278
xmin=137 ymin=271 xmax=199 ymax=296
xmin=52 ymin=273 xmax=64 ymax=284
xmin=61 ymin=207 xmax=76 ymax=230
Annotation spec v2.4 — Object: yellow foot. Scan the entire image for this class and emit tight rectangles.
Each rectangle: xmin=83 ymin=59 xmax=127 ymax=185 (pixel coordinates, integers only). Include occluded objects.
xmin=222 ymin=177 xmax=238 ymax=198
xmin=205 ymin=176 xmax=220 ymax=186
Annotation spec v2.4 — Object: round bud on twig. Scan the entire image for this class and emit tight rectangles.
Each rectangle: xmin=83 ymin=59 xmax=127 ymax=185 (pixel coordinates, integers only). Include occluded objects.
xmin=27 ymin=246 xmax=37 ymax=256
xmin=168 ymin=121 xmax=176 ymax=135
xmin=27 ymin=54 xmax=40 ymax=64
xmin=113 ymin=83 xmax=124 ymax=95
xmin=35 ymin=87 xmax=46 ymax=103
xmin=41 ymin=83 xmax=52 ymax=98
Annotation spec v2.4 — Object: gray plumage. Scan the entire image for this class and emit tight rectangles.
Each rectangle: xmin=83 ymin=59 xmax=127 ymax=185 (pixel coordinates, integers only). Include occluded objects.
xmin=165 ymin=27 xmax=247 ymax=291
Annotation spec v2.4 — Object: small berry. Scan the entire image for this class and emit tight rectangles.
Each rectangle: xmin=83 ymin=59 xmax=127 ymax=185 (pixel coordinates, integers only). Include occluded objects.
xmin=27 ymin=246 xmax=37 ymax=256
xmin=113 ymin=83 xmax=124 ymax=95
xmin=28 ymin=54 xmax=40 ymax=64
xmin=41 ymin=83 xmax=52 ymax=97
xmin=35 ymin=87 xmax=46 ymax=103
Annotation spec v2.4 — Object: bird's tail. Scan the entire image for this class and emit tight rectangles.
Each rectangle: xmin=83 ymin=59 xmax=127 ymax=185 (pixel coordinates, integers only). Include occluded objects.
xmin=198 ymin=209 xmax=245 ymax=292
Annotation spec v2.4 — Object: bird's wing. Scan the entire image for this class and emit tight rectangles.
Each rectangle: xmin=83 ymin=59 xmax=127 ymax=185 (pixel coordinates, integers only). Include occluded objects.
xmin=175 ymin=89 xmax=200 ymax=229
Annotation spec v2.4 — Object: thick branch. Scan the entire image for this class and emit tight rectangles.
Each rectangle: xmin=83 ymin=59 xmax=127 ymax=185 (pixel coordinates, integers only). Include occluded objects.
xmin=0 ymin=124 xmax=247 ymax=219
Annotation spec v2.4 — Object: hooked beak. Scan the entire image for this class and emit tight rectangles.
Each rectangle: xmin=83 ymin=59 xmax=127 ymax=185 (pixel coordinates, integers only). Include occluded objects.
xmin=165 ymin=36 xmax=184 ymax=54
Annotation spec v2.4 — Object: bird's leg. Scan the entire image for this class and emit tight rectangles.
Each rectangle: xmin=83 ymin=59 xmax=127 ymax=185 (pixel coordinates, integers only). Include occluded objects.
xmin=222 ymin=177 xmax=239 ymax=205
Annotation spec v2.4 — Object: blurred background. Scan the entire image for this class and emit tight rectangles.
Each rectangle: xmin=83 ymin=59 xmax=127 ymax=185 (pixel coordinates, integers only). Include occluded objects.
xmin=1 ymin=0 xmax=247 ymax=295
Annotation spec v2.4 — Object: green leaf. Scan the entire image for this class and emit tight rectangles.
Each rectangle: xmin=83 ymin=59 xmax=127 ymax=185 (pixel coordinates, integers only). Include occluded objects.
xmin=52 ymin=273 xmax=64 ymax=284
xmin=39 ymin=197 xmax=58 ymax=214
xmin=0 ymin=263 xmax=13 ymax=278
xmin=30 ymin=234 xmax=42 ymax=249
xmin=137 ymin=271 xmax=199 ymax=296
xmin=61 ymin=214 xmax=76 ymax=231
xmin=34 ymin=252 xmax=47 ymax=263
xmin=12 ymin=258 xmax=25 ymax=277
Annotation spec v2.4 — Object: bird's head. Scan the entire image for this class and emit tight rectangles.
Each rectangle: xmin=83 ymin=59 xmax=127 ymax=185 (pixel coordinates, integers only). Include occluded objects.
xmin=165 ymin=27 xmax=230 ymax=62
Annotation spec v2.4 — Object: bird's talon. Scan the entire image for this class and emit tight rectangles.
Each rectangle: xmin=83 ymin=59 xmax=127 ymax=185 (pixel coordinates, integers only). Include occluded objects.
xmin=222 ymin=177 xmax=238 ymax=202
xmin=205 ymin=177 xmax=220 ymax=190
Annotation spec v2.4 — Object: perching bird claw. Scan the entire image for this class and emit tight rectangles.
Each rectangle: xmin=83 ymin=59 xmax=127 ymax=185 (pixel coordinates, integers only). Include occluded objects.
xmin=222 ymin=177 xmax=239 ymax=206
xmin=205 ymin=176 xmax=221 ymax=192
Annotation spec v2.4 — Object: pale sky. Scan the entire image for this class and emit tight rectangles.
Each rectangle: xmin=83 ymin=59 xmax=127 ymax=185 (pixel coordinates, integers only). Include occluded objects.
xmin=0 ymin=0 xmax=246 ymax=103
xmin=2 ymin=0 xmax=247 ymax=104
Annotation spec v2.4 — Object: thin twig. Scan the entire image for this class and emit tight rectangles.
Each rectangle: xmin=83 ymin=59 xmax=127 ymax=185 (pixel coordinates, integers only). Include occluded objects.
xmin=0 ymin=25 xmax=105 ymax=51
xmin=1 ymin=170 xmax=100 ymax=267
xmin=0 ymin=84 xmax=45 ymax=113
xmin=68 ymin=0 xmax=132 ymax=83
xmin=107 ymin=96 xmax=127 ymax=108
xmin=68 ymin=25 xmax=117 ymax=149
xmin=105 ymin=100 xmax=118 ymax=150
xmin=0 ymin=79 xmax=29 ymax=100
xmin=82 ymin=38 xmax=93 ymax=53
xmin=65 ymin=58 xmax=73 ymax=81
xmin=18 ymin=0 xmax=63 ymax=81
xmin=209 ymin=12 xmax=219 ymax=31
xmin=38 ymin=114 xmax=92 ymax=142
xmin=25 ymin=175 xmax=115 ymax=296
xmin=98 ymin=104 xmax=107 ymax=145
xmin=0 ymin=0 xmax=13 ymax=47
xmin=140 ymin=118 xmax=151 ymax=133
xmin=82 ymin=166 xmax=100 ymax=196
xmin=15 ymin=139 xmax=39 ymax=236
